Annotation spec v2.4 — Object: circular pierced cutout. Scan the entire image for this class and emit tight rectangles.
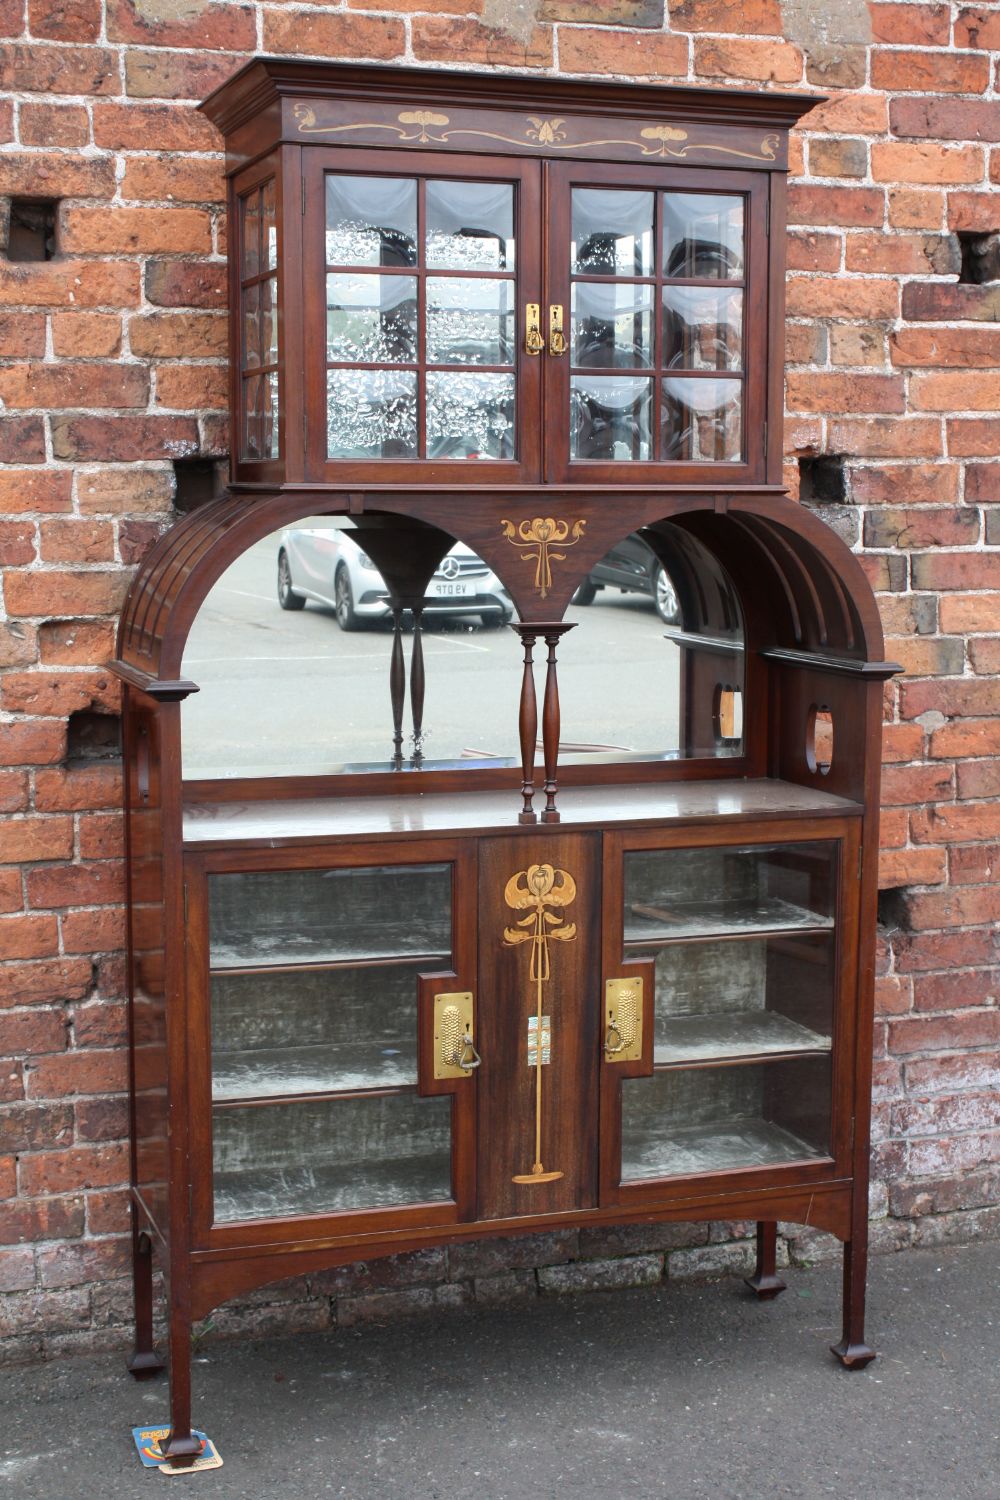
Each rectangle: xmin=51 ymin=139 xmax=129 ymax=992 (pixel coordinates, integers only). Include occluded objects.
xmin=806 ymin=705 xmax=834 ymax=776
xmin=713 ymin=684 xmax=743 ymax=745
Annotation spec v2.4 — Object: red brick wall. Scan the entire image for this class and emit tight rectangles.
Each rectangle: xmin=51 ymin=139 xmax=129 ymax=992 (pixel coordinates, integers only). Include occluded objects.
xmin=1 ymin=1 xmax=999 ymax=1355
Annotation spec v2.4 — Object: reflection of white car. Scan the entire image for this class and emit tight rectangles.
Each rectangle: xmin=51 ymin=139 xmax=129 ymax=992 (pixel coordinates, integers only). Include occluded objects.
xmin=277 ymin=525 xmax=513 ymax=632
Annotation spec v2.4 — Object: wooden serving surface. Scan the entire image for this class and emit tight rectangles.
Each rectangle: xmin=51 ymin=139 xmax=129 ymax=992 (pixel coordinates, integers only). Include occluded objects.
xmin=183 ymin=777 xmax=862 ymax=847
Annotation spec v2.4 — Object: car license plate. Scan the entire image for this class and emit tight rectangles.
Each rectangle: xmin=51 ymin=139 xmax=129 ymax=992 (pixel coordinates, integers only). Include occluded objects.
xmin=432 ymin=581 xmax=470 ymax=597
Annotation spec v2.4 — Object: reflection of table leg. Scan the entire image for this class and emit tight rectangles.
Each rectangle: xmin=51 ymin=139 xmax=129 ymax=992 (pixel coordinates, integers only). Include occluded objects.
xmin=390 ymin=607 xmax=405 ymax=768
xmin=410 ymin=606 xmax=425 ymax=765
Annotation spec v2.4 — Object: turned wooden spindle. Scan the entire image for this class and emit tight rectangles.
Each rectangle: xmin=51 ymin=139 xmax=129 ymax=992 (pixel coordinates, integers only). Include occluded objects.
xmin=514 ymin=626 xmax=538 ymax=824
xmin=389 ymin=606 xmax=406 ymax=768
xmin=409 ymin=606 xmax=426 ymax=765
xmin=540 ymin=623 xmax=575 ymax=824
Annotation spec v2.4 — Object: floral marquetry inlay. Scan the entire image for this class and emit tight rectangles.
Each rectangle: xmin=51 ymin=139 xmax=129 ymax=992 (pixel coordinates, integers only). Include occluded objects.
xmin=501 ymin=517 xmax=586 ymax=600
xmin=292 ymin=104 xmax=783 ymax=164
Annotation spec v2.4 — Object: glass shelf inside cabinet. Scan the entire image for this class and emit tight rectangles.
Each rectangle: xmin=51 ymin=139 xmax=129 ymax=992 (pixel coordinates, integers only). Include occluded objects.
xmin=623 ymin=842 xmax=836 ymax=947
xmin=208 ymin=864 xmax=451 ymax=969
xmin=621 ymin=1056 xmax=831 ymax=1182
xmin=212 ymin=1094 xmax=452 ymax=1222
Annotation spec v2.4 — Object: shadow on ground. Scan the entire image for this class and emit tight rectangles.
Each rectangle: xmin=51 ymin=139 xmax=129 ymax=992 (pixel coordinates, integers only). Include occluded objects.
xmin=1 ymin=1241 xmax=998 ymax=1499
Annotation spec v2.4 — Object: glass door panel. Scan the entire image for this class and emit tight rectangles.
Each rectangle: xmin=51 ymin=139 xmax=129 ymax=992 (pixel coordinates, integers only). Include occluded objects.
xmin=213 ymin=1094 xmax=452 ymax=1223
xmin=313 ymin=154 xmax=541 ymax=481
xmin=207 ymin=860 xmax=457 ymax=1225
xmin=605 ymin=836 xmax=842 ymax=1195
xmin=621 ymin=1056 xmax=830 ymax=1182
xmin=548 ymin=164 xmax=766 ymax=484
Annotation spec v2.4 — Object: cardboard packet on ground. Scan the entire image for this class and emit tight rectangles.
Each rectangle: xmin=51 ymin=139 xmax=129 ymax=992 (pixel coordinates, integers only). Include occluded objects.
xmin=131 ymin=1426 xmax=223 ymax=1474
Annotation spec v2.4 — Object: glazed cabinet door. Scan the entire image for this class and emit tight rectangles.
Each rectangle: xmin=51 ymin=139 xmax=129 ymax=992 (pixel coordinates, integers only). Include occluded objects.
xmin=187 ymin=839 xmax=478 ymax=1245
xmin=544 ymin=162 xmax=769 ymax=485
xmin=600 ymin=821 xmax=859 ymax=1207
xmin=303 ymin=149 xmax=543 ymax=485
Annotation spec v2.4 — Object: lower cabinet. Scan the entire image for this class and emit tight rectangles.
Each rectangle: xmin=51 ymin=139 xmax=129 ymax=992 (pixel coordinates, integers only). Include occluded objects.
xmin=185 ymin=816 xmax=858 ymax=1246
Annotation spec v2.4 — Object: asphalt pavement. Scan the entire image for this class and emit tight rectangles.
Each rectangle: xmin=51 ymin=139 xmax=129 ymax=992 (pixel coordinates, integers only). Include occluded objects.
xmin=1 ymin=1240 xmax=997 ymax=1499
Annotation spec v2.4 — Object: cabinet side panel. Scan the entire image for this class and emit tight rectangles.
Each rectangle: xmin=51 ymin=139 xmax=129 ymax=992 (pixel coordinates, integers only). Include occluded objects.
xmin=476 ymin=831 xmax=600 ymax=1220
xmin=125 ymin=693 xmax=170 ymax=1241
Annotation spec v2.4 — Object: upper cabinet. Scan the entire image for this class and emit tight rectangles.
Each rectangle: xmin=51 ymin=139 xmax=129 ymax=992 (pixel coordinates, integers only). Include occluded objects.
xmin=202 ymin=61 xmax=815 ymax=490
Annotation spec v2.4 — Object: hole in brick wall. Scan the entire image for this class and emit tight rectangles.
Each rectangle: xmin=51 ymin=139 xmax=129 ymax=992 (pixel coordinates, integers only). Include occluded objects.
xmin=957 ymin=231 xmax=1000 ymax=286
xmin=66 ymin=709 xmax=121 ymax=765
xmin=798 ymin=455 xmax=846 ymax=503
xmin=877 ymin=887 xmax=909 ymax=932
xmin=5 ymin=199 xmax=57 ymax=262
xmin=173 ymin=457 xmax=226 ymax=514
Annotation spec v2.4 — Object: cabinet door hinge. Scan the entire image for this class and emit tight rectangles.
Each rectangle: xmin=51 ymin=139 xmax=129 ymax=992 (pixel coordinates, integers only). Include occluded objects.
xmin=765 ymin=195 xmax=770 ymax=235
xmin=183 ymin=885 xmax=188 ymax=922
xmin=762 ymin=420 xmax=767 ymax=458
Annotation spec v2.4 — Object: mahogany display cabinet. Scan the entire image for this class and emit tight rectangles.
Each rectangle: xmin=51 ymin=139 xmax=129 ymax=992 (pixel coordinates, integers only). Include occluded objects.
xmin=112 ymin=58 xmax=899 ymax=1461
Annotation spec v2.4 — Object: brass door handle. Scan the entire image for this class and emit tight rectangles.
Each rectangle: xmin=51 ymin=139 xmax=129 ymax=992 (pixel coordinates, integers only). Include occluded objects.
xmin=524 ymin=302 xmax=544 ymax=356
xmin=604 ymin=976 xmax=643 ymax=1062
xmin=457 ymin=1026 xmax=482 ymax=1071
xmin=434 ymin=991 xmax=480 ymax=1079
xmin=549 ymin=304 xmax=567 ymax=357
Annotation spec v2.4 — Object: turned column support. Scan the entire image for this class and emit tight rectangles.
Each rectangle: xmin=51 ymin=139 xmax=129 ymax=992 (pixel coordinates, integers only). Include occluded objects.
xmin=512 ymin=624 xmax=539 ymax=824
xmin=539 ymin=622 xmax=575 ymax=824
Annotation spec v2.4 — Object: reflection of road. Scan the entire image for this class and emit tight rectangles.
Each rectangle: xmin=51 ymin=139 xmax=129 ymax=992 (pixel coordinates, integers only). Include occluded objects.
xmin=181 ymin=535 xmax=680 ymax=778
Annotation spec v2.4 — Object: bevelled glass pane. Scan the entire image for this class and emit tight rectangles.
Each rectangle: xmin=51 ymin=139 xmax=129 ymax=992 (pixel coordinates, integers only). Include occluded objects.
xmin=241 ymin=188 xmax=260 ymax=279
xmin=570 ymin=374 xmax=652 ymax=461
xmin=661 ymin=377 xmax=741 ymax=461
xmin=325 ymin=175 xmax=417 ymax=268
xmin=663 ymin=287 xmax=742 ymax=371
xmin=264 ymin=370 xmax=279 ymax=458
xmin=426 ymin=370 xmax=515 ymax=460
xmin=426 ymin=180 xmax=515 ymax=270
xmin=327 ymin=369 xmax=418 ymax=459
xmin=262 ymin=178 xmax=278 ymax=271
xmin=212 ymin=962 xmax=430 ymax=1100
xmin=243 ymin=283 xmax=260 ymax=369
xmin=426 ymin=277 xmax=514 ymax=365
xmin=621 ymin=1056 xmax=831 ymax=1181
xmin=327 ymin=274 xmax=418 ymax=364
xmin=572 ymin=282 xmax=654 ymax=369
xmin=663 ymin=193 xmax=744 ymax=280
xmin=242 ymin=373 xmax=262 ymax=459
xmin=213 ymin=1092 xmax=452 ymax=1221
xmin=262 ymin=278 xmax=278 ymax=365
xmin=210 ymin=863 xmax=451 ymax=968
xmin=572 ymin=189 xmax=654 ymax=276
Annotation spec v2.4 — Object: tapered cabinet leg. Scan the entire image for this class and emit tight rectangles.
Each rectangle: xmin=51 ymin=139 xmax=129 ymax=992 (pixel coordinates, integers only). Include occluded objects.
xmin=744 ymin=1221 xmax=786 ymax=1300
xmin=830 ymin=1228 xmax=877 ymax=1369
xmin=163 ymin=1303 xmax=202 ymax=1464
xmin=127 ymin=1227 xmax=164 ymax=1379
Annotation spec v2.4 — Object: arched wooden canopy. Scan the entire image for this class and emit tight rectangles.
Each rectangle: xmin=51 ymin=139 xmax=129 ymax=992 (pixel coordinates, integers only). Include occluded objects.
xmin=112 ymin=490 xmax=896 ymax=700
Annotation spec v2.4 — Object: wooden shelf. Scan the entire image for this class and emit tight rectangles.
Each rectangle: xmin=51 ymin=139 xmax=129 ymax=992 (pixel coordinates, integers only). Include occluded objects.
xmin=185 ymin=778 xmax=861 ymax=847
xmin=653 ymin=1011 xmax=831 ymax=1066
